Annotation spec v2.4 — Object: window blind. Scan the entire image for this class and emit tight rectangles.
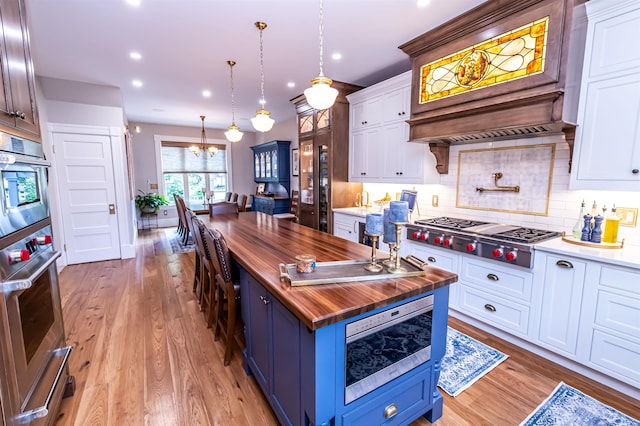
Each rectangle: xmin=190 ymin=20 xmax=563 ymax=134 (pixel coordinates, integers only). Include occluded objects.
xmin=161 ymin=141 xmax=227 ymax=174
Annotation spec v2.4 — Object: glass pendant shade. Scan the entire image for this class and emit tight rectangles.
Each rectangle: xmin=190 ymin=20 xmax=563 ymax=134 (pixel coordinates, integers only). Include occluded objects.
xmin=225 ymin=60 xmax=243 ymax=143
xmin=305 ymin=0 xmax=338 ymax=110
xmin=252 ymin=21 xmax=275 ymax=132
xmin=251 ymin=109 xmax=275 ymax=132
xmin=304 ymin=75 xmax=339 ymax=110
xmin=225 ymin=124 xmax=243 ymax=143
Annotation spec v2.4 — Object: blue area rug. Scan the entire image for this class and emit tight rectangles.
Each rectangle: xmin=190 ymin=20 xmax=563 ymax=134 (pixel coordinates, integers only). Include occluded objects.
xmin=438 ymin=327 xmax=508 ymax=396
xmin=166 ymin=229 xmax=194 ymax=253
xmin=521 ymin=382 xmax=640 ymax=426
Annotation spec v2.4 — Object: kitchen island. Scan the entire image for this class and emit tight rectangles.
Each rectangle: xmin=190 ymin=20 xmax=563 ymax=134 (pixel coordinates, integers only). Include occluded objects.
xmin=205 ymin=212 xmax=457 ymax=426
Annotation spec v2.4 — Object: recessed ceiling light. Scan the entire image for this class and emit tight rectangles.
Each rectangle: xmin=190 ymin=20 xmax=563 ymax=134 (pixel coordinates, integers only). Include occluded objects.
xmin=332 ymin=53 xmax=342 ymax=61
xmin=130 ymin=52 xmax=142 ymax=60
xmin=152 ymin=108 xmax=164 ymax=112
xmin=417 ymin=0 xmax=431 ymax=7
xmin=287 ymin=82 xmax=295 ymax=88
xmin=132 ymin=80 xmax=143 ymax=87
xmin=202 ymin=90 xmax=211 ymax=97
xmin=126 ymin=0 xmax=141 ymax=6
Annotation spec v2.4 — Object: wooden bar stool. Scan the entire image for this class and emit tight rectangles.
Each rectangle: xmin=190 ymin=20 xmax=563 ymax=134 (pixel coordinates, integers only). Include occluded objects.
xmin=205 ymin=228 xmax=241 ymax=366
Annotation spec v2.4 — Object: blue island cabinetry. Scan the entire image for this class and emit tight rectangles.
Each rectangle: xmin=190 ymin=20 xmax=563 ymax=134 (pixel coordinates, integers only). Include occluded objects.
xmin=239 ymin=267 xmax=450 ymax=426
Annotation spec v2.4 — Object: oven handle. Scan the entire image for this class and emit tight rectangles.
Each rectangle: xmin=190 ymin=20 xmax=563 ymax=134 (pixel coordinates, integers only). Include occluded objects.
xmin=1 ymin=251 xmax=61 ymax=293
xmin=0 ymin=153 xmax=51 ymax=167
xmin=15 ymin=345 xmax=72 ymax=424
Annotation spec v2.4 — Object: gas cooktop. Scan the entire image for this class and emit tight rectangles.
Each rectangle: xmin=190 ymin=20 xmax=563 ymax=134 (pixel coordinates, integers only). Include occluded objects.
xmin=408 ymin=217 xmax=560 ymax=268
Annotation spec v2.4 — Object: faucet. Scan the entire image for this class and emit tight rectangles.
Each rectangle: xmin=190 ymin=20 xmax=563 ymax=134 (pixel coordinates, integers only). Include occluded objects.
xmin=355 ymin=191 xmax=371 ymax=208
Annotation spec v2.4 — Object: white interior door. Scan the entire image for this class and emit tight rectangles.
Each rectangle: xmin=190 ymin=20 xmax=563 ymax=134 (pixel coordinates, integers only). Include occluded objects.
xmin=53 ymin=131 xmax=121 ymax=264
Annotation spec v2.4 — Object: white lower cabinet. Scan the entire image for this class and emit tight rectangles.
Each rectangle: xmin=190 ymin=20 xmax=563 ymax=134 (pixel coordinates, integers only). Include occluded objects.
xmin=534 ymin=249 xmax=640 ymax=392
xmin=534 ymin=253 xmax=587 ymax=357
xmin=578 ymin=263 xmax=640 ymax=389
xmin=457 ymin=257 xmax=533 ymax=338
xmin=333 ymin=212 xmax=360 ymax=243
xmin=404 ymin=241 xmax=460 ymax=308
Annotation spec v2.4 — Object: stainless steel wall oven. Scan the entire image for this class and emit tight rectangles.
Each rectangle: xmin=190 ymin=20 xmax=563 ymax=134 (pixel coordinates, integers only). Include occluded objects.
xmin=0 ymin=135 xmax=74 ymax=426
xmin=344 ymin=294 xmax=433 ymax=404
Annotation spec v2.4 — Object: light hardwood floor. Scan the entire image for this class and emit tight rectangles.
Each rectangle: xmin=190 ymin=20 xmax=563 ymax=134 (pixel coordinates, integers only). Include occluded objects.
xmin=54 ymin=227 xmax=640 ymax=425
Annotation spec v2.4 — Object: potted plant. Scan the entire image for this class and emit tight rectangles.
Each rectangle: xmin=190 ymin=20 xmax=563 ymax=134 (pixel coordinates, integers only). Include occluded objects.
xmin=135 ymin=190 xmax=169 ymax=213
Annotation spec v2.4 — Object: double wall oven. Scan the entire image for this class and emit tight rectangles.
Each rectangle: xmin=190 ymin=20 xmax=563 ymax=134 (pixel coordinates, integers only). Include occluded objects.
xmin=0 ymin=134 xmax=73 ymax=426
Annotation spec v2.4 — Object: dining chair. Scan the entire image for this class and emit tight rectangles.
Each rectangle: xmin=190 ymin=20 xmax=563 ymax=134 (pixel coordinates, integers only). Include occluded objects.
xmin=231 ymin=193 xmax=239 ymax=203
xmin=238 ymin=194 xmax=248 ymax=212
xmin=193 ymin=216 xmax=214 ymax=315
xmin=186 ymin=210 xmax=207 ymax=304
xmin=209 ymin=202 xmax=238 ymax=216
xmin=273 ymin=189 xmax=299 ymax=222
xmin=173 ymin=193 xmax=186 ymax=240
xmin=176 ymin=195 xmax=192 ymax=245
xmin=225 ymin=192 xmax=232 ymax=202
xmin=205 ymin=227 xmax=241 ymax=366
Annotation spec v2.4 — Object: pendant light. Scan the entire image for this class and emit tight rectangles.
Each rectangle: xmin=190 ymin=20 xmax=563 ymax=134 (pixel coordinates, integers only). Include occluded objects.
xmin=225 ymin=60 xmax=244 ymax=143
xmin=304 ymin=0 xmax=338 ymax=110
xmin=251 ymin=21 xmax=275 ymax=132
xmin=191 ymin=115 xmax=218 ymax=157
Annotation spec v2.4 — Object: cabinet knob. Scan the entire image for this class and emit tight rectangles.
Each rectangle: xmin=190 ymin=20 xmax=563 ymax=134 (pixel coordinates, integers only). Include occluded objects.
xmin=397 ymin=112 xmax=402 ymax=116
xmin=9 ymin=111 xmax=26 ymax=119
xmin=633 ymin=169 xmax=639 ymax=174
xmin=486 ymin=273 xmax=499 ymax=281
xmin=427 ymin=256 xmax=436 ymax=263
xmin=556 ymin=260 xmax=574 ymax=269
xmin=259 ymin=295 xmax=270 ymax=305
xmin=484 ymin=304 xmax=497 ymax=312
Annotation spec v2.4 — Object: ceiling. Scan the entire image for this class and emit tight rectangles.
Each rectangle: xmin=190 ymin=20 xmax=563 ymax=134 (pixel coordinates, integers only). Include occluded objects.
xmin=26 ymin=0 xmax=487 ymax=132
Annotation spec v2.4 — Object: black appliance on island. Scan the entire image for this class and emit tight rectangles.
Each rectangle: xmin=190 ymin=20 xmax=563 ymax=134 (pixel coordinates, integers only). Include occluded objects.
xmin=406 ymin=217 xmax=561 ymax=269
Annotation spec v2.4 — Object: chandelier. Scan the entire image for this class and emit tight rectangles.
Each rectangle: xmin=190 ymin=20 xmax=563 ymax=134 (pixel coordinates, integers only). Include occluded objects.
xmin=225 ymin=60 xmax=244 ymax=143
xmin=304 ymin=0 xmax=338 ymax=110
xmin=251 ymin=21 xmax=275 ymax=132
xmin=190 ymin=115 xmax=218 ymax=157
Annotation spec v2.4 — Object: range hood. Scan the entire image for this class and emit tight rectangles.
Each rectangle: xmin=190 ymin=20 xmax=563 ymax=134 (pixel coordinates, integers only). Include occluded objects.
xmin=399 ymin=0 xmax=586 ymax=174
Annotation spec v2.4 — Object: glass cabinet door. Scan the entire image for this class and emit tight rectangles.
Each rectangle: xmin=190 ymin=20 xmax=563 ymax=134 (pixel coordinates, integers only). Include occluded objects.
xmin=265 ymin=151 xmax=271 ymax=178
xmin=254 ymin=153 xmax=260 ymax=179
xmin=299 ymin=139 xmax=314 ymax=206
xmin=318 ymin=142 xmax=329 ymax=232
xmin=272 ymin=150 xmax=278 ymax=179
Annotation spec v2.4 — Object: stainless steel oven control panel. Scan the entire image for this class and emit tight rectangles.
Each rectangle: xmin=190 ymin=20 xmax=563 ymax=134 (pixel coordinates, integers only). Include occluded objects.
xmin=346 ymin=294 xmax=434 ymax=340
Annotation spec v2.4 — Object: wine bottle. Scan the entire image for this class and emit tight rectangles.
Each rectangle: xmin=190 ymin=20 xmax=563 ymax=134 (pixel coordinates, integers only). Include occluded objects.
xmin=572 ymin=200 xmax=585 ymax=239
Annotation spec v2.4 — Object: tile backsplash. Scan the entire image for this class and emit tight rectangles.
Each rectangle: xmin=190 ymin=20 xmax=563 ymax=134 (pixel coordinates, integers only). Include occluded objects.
xmin=456 ymin=143 xmax=554 ymax=215
xmin=363 ymin=135 xmax=640 ymax=247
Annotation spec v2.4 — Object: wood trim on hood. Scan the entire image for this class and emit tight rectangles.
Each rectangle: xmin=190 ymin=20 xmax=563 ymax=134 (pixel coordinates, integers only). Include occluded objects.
xmin=399 ymin=0 xmax=587 ymax=174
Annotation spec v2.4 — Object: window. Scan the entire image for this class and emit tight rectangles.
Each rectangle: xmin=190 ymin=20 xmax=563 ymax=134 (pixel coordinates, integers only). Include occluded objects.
xmin=159 ymin=139 xmax=231 ymax=206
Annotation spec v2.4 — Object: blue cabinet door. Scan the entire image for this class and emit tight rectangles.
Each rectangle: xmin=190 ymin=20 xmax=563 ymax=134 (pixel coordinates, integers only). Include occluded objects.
xmin=245 ymin=274 xmax=270 ymax=395
xmin=272 ymin=299 xmax=302 ymax=425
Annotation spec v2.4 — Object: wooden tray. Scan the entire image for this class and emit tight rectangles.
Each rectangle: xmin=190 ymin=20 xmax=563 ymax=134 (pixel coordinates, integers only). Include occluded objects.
xmin=279 ymin=255 xmax=429 ymax=287
xmin=561 ymin=232 xmax=625 ymax=249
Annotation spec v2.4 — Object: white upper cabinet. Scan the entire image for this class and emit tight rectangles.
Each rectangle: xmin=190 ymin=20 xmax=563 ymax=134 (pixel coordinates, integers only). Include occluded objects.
xmin=348 ymin=71 xmax=439 ymax=184
xmin=570 ymin=0 xmax=640 ymax=190
xmin=351 ymin=95 xmax=382 ymax=131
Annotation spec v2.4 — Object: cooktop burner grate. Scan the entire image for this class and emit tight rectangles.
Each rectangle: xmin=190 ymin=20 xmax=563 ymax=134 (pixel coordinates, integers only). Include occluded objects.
xmin=489 ymin=228 xmax=560 ymax=243
xmin=414 ymin=217 xmax=489 ymax=230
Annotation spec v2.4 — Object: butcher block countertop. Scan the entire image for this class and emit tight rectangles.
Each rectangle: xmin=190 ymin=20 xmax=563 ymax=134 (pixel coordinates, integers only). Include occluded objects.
xmin=205 ymin=212 xmax=458 ymax=330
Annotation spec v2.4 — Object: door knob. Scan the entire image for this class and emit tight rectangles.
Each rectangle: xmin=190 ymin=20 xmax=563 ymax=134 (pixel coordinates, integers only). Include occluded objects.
xmin=109 ymin=204 xmax=116 ymax=214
